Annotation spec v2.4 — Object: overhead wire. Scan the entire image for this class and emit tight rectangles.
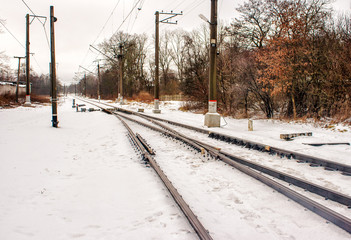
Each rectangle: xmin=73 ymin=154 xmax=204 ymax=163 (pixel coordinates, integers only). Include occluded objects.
xmin=0 ymin=19 xmax=44 ymax=73
xmin=125 ymin=0 xmax=137 ymax=33
xmin=112 ymin=0 xmax=143 ymax=35
xmin=92 ymin=0 xmax=122 ymax=45
xmin=0 ymin=20 xmax=26 ymax=49
xmin=160 ymin=0 xmax=205 ymax=33
xmin=142 ymin=0 xmax=204 ymax=35
xmin=21 ymin=0 xmax=50 ymax=49
xmin=80 ymin=0 xmax=139 ymax=74
xmin=80 ymin=0 xmax=143 ymax=73
xmin=128 ymin=0 xmax=146 ymax=33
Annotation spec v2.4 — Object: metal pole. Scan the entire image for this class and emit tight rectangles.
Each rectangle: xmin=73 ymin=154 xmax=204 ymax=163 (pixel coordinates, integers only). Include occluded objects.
xmin=25 ymin=14 xmax=31 ymax=105
xmin=50 ymin=6 xmax=58 ymax=127
xmin=153 ymin=11 xmax=161 ymax=113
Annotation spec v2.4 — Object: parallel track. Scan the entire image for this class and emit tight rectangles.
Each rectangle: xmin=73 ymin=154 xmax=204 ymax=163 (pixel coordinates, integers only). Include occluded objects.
xmin=78 ymin=98 xmax=213 ymax=240
xmin=76 ymin=98 xmax=351 ymax=235
xmin=126 ymin=108 xmax=351 ymax=175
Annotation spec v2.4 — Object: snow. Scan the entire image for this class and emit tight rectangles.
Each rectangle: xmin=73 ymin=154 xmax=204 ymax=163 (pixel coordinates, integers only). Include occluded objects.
xmin=124 ymin=100 xmax=351 ymax=165
xmin=0 ymin=97 xmax=350 ymax=239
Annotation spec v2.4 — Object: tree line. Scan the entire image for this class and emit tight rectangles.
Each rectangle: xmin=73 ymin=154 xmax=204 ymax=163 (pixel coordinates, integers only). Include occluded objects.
xmin=73 ymin=0 xmax=350 ymax=120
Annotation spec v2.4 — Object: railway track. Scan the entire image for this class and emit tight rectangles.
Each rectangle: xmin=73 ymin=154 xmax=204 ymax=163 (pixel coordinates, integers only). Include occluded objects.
xmin=80 ymin=98 xmax=351 ymax=175
xmin=75 ymin=98 xmax=351 ymax=236
xmin=76 ymin=98 xmax=213 ymax=240
xmin=123 ymin=108 xmax=351 ymax=176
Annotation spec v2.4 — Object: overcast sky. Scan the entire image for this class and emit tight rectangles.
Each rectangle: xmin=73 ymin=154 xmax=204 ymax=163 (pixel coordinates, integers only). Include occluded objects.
xmin=1 ymin=0 xmax=350 ymax=84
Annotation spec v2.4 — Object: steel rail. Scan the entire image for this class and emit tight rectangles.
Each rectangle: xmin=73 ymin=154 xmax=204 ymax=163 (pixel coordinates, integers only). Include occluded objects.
xmin=114 ymin=110 xmax=351 ymax=234
xmin=75 ymin=98 xmax=213 ymax=240
xmin=76 ymin=98 xmax=351 ymax=234
xmin=129 ymin=112 xmax=351 ymax=208
xmin=87 ymin=99 xmax=351 ymax=175
xmin=78 ymin=98 xmax=351 ymax=206
xmin=115 ymin=114 xmax=213 ymax=240
xmin=110 ymin=105 xmax=351 ymax=175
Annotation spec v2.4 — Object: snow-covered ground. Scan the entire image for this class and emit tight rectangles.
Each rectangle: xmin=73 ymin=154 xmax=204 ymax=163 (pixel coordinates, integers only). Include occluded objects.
xmin=0 ymin=97 xmax=350 ymax=239
xmin=123 ymin=100 xmax=351 ymax=165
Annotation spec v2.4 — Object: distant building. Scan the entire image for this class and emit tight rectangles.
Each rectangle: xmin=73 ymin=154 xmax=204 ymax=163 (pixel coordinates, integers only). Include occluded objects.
xmin=0 ymin=81 xmax=26 ymax=96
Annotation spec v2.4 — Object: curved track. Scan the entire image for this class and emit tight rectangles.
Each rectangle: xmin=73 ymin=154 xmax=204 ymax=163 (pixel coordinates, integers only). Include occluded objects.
xmin=76 ymin=98 xmax=351 ymax=235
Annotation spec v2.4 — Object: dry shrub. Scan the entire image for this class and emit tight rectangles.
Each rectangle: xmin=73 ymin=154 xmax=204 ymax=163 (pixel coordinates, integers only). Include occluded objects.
xmin=179 ymin=101 xmax=206 ymax=113
xmin=0 ymin=94 xmax=19 ymax=108
xmin=31 ymin=94 xmax=51 ymax=104
xmin=131 ymin=91 xmax=154 ymax=103
xmin=0 ymin=94 xmax=51 ymax=108
xmin=331 ymin=100 xmax=351 ymax=123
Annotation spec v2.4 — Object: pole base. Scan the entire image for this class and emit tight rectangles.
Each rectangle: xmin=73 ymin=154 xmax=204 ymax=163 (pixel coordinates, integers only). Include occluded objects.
xmin=153 ymin=99 xmax=161 ymax=113
xmin=24 ymin=95 xmax=31 ymax=106
xmin=52 ymin=116 xmax=59 ymax=128
xmin=152 ymin=109 xmax=161 ymax=114
xmin=204 ymin=112 xmax=221 ymax=128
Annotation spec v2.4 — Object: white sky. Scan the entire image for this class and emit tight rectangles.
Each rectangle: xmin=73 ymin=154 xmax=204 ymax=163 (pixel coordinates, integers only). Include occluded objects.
xmin=0 ymin=0 xmax=350 ymax=84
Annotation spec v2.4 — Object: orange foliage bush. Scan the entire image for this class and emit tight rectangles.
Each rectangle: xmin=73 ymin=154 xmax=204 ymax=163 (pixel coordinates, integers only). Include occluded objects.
xmin=131 ymin=91 xmax=154 ymax=103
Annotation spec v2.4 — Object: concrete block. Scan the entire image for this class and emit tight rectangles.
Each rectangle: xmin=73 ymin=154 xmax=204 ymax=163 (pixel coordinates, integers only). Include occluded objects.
xmin=204 ymin=112 xmax=221 ymax=127
xmin=152 ymin=109 xmax=161 ymax=114
xmin=248 ymin=119 xmax=253 ymax=131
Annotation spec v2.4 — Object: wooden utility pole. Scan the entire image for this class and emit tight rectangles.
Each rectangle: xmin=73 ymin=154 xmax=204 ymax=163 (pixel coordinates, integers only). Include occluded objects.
xmin=14 ymin=56 xmax=25 ymax=103
xmin=204 ymin=0 xmax=220 ymax=127
xmin=84 ymin=73 xmax=87 ymax=97
xmin=118 ymin=44 xmax=124 ymax=104
xmin=154 ymin=11 xmax=160 ymax=113
xmin=25 ymin=14 xmax=31 ymax=105
xmin=97 ymin=62 xmax=101 ymax=101
xmin=209 ymin=0 xmax=217 ymax=106
xmin=50 ymin=6 xmax=58 ymax=127
xmin=154 ymin=10 xmax=182 ymax=113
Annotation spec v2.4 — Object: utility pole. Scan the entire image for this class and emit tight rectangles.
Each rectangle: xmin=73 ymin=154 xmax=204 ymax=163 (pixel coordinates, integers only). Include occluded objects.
xmin=118 ymin=44 xmax=124 ymax=104
xmin=14 ymin=56 xmax=25 ymax=103
xmin=79 ymin=65 xmax=98 ymax=99
xmin=24 ymin=13 xmax=47 ymax=106
xmin=50 ymin=6 xmax=58 ymax=128
xmin=25 ymin=14 xmax=31 ymax=105
xmin=153 ymin=10 xmax=182 ymax=113
xmin=204 ymin=0 xmax=221 ymax=127
xmin=84 ymin=73 xmax=87 ymax=97
xmin=93 ymin=60 xmax=104 ymax=101
xmin=154 ymin=11 xmax=160 ymax=113
xmin=97 ymin=62 xmax=101 ymax=101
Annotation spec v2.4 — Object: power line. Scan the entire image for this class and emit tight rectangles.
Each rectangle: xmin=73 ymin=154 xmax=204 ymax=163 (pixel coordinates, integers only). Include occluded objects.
xmin=129 ymin=0 xmax=146 ymax=33
xmin=0 ymin=20 xmax=44 ymax=73
xmin=0 ymin=20 xmax=25 ymax=49
xmin=92 ymin=0 xmax=122 ymax=45
xmin=21 ymin=0 xmax=50 ymax=49
xmin=81 ymin=0 xmax=124 ymax=72
xmin=113 ymin=0 xmax=143 ymax=35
